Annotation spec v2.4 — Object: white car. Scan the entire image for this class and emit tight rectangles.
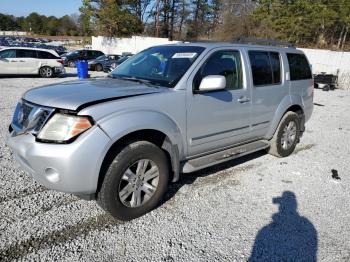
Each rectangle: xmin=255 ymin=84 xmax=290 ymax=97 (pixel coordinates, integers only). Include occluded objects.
xmin=0 ymin=47 xmax=65 ymax=78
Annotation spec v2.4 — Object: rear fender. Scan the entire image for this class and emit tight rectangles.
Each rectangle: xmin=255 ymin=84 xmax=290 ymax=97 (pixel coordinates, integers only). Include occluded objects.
xmin=266 ymin=95 xmax=303 ymax=139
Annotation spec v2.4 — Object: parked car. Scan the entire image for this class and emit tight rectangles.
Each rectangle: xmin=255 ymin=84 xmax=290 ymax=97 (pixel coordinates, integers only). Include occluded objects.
xmin=106 ymin=54 xmax=133 ymax=72
xmin=88 ymin=54 xmax=121 ymax=71
xmin=7 ymin=43 xmax=313 ymax=220
xmin=61 ymin=49 xmax=105 ymax=67
xmin=0 ymin=47 xmax=65 ymax=78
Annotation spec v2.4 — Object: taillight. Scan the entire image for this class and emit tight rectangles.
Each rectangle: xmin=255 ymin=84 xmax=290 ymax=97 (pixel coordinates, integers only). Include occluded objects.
xmin=57 ymin=59 xmax=64 ymax=64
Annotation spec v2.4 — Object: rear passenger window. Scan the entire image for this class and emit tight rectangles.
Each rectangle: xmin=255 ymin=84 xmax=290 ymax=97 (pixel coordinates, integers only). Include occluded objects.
xmin=16 ymin=49 xmax=37 ymax=58
xmin=249 ymin=51 xmax=281 ymax=86
xmin=287 ymin=53 xmax=312 ymax=80
xmin=37 ymin=51 xmax=58 ymax=59
xmin=194 ymin=50 xmax=243 ymax=91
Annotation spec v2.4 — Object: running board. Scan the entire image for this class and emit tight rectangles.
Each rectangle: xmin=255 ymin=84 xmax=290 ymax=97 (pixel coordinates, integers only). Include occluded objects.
xmin=181 ymin=140 xmax=269 ymax=173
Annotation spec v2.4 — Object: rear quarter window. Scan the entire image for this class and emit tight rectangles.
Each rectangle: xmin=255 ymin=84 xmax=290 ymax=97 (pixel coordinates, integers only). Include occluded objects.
xmin=287 ymin=53 xmax=312 ymax=80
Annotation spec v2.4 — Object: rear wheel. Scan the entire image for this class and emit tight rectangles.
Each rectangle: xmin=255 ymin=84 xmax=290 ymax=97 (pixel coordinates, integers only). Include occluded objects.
xmin=68 ymin=60 xmax=75 ymax=68
xmin=95 ymin=63 xmax=103 ymax=72
xmin=39 ymin=66 xmax=54 ymax=78
xmin=97 ymin=140 xmax=169 ymax=221
xmin=267 ymin=111 xmax=300 ymax=157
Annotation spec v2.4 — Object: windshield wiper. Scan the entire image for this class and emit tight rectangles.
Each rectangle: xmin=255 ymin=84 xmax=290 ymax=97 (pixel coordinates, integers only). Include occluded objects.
xmin=114 ymin=76 xmax=161 ymax=87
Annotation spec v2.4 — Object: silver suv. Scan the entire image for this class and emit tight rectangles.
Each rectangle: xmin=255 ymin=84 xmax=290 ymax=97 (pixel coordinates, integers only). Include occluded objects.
xmin=7 ymin=43 xmax=313 ymax=220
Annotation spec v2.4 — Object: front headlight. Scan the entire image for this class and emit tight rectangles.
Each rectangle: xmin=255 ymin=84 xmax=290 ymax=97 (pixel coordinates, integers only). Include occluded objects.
xmin=37 ymin=113 xmax=92 ymax=142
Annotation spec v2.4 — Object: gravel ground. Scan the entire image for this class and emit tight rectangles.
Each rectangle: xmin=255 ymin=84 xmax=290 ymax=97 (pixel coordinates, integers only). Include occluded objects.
xmin=0 ymin=70 xmax=349 ymax=261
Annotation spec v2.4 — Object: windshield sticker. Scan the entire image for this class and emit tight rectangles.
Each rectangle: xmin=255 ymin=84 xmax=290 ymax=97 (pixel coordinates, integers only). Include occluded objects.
xmin=172 ymin=52 xmax=198 ymax=59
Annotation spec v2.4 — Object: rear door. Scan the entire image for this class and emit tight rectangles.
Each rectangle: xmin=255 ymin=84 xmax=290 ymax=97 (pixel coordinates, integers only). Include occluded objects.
xmin=16 ymin=49 xmax=39 ymax=74
xmin=187 ymin=49 xmax=252 ymax=156
xmin=286 ymin=53 xmax=313 ymax=119
xmin=248 ymin=50 xmax=287 ymax=138
xmin=0 ymin=49 xmax=17 ymax=74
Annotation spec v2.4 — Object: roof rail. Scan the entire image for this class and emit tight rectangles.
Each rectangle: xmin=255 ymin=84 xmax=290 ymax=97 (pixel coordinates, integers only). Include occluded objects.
xmin=234 ymin=37 xmax=295 ymax=48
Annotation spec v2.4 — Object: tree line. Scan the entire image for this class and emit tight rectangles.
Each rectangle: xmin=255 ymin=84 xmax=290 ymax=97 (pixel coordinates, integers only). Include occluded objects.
xmin=1 ymin=0 xmax=349 ymax=50
xmin=0 ymin=12 xmax=80 ymax=36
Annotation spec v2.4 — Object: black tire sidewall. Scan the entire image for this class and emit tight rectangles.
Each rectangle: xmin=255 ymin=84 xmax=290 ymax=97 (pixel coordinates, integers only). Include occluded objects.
xmin=275 ymin=113 xmax=300 ymax=157
xmin=98 ymin=141 xmax=169 ymax=220
xmin=40 ymin=67 xmax=53 ymax=78
xmin=96 ymin=64 xmax=103 ymax=71
xmin=68 ymin=61 xmax=75 ymax=67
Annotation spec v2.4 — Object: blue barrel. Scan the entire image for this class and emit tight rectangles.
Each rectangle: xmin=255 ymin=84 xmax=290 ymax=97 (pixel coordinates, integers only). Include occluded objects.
xmin=76 ymin=60 xmax=88 ymax=79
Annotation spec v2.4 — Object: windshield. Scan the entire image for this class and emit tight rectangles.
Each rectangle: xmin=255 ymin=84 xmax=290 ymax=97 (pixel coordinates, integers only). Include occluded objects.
xmin=96 ymin=55 xmax=106 ymax=60
xmin=112 ymin=46 xmax=205 ymax=88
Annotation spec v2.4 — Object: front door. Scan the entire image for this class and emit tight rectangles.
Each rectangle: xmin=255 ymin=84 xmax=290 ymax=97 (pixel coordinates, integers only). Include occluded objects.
xmin=187 ymin=49 xmax=252 ymax=156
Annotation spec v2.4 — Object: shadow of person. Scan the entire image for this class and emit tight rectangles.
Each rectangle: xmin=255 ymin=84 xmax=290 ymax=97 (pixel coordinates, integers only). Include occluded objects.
xmin=249 ymin=191 xmax=317 ymax=262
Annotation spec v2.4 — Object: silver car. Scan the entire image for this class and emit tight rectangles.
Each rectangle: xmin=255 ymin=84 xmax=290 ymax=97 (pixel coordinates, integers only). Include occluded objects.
xmin=7 ymin=43 xmax=313 ymax=220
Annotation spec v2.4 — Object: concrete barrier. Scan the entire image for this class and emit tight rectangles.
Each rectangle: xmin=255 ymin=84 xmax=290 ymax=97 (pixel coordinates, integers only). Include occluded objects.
xmin=91 ymin=37 xmax=350 ymax=90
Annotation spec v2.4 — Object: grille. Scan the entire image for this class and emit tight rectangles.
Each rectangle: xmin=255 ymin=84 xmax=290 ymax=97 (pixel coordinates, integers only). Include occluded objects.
xmin=11 ymin=100 xmax=54 ymax=135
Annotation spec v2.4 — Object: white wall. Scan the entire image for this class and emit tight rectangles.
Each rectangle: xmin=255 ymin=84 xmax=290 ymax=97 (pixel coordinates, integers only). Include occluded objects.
xmin=91 ymin=37 xmax=350 ymax=90
xmin=0 ymin=31 xmax=28 ymax=36
xmin=92 ymin=36 xmax=179 ymax=55
xmin=300 ymin=48 xmax=350 ymax=90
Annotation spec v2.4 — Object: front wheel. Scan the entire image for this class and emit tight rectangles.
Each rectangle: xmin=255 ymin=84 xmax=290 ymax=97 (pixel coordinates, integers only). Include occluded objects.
xmin=97 ymin=140 xmax=169 ymax=220
xmin=267 ymin=111 xmax=301 ymax=157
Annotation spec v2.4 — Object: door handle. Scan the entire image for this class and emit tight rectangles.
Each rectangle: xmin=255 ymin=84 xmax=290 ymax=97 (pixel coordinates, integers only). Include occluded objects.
xmin=19 ymin=60 xmax=25 ymax=62
xmin=237 ymin=96 xmax=250 ymax=103
xmin=10 ymin=60 xmax=18 ymax=63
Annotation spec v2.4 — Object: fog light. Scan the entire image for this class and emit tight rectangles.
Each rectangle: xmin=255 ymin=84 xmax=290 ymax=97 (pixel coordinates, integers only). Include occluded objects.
xmin=44 ymin=168 xmax=60 ymax=183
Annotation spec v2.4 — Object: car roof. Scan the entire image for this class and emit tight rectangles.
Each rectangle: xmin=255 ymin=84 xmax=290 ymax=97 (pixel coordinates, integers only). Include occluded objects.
xmin=162 ymin=41 xmax=301 ymax=53
xmin=1 ymin=46 xmax=59 ymax=55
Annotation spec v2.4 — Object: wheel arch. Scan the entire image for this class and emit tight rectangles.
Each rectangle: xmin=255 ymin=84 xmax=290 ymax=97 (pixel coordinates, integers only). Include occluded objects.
xmin=266 ymin=96 xmax=305 ymax=139
xmin=97 ymin=128 xmax=181 ymax=195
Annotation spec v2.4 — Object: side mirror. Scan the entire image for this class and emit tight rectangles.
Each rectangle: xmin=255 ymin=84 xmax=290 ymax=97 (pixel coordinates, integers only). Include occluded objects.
xmin=198 ymin=75 xmax=226 ymax=92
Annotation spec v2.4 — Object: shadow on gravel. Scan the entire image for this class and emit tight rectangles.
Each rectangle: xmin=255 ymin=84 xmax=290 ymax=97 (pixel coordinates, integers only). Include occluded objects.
xmin=163 ymin=150 xmax=266 ymax=204
xmin=0 ymin=214 xmax=123 ymax=261
xmin=249 ymin=191 xmax=318 ymax=262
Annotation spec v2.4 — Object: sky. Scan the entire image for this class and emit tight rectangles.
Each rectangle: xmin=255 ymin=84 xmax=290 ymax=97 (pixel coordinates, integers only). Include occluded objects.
xmin=0 ymin=0 xmax=82 ymax=17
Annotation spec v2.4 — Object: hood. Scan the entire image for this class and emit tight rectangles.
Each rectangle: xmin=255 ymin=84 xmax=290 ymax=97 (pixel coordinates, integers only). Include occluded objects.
xmin=23 ymin=78 xmax=165 ymax=111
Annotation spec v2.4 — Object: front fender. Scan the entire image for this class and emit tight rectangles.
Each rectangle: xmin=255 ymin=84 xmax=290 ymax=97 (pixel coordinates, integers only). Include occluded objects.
xmin=266 ymin=95 xmax=303 ymax=139
xmin=98 ymin=109 xmax=185 ymax=159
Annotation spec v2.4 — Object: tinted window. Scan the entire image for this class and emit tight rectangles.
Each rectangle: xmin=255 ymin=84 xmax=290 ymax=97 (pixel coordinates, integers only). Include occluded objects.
xmin=37 ymin=51 xmax=58 ymax=59
xmin=194 ymin=50 xmax=243 ymax=90
xmin=16 ymin=49 xmax=37 ymax=58
xmin=249 ymin=51 xmax=273 ymax=86
xmin=287 ymin=53 xmax=312 ymax=80
xmin=0 ymin=49 xmax=16 ymax=58
xmin=270 ymin=52 xmax=281 ymax=83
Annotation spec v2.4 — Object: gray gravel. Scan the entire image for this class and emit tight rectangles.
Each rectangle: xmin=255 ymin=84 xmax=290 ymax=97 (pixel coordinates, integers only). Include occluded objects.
xmin=0 ymin=71 xmax=350 ymax=261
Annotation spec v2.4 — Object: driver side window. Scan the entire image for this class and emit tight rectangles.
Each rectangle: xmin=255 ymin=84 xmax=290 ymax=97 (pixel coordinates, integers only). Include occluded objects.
xmin=193 ymin=50 xmax=243 ymax=91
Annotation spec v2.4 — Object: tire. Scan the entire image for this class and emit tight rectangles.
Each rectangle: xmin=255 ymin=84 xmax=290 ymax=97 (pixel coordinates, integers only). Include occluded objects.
xmin=95 ymin=63 xmax=103 ymax=72
xmin=97 ymin=140 xmax=169 ymax=221
xmin=39 ymin=66 xmax=54 ymax=78
xmin=68 ymin=60 xmax=76 ymax=68
xmin=267 ymin=111 xmax=300 ymax=157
